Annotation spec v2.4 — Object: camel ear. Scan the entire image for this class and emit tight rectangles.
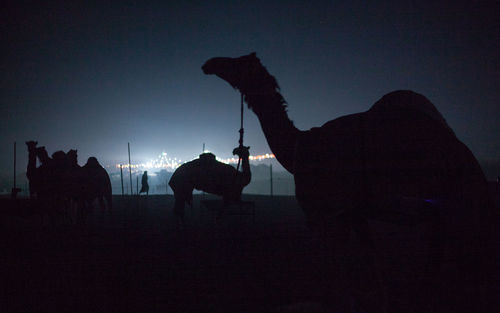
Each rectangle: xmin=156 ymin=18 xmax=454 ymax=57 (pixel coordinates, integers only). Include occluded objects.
xmin=250 ymin=52 xmax=256 ymax=58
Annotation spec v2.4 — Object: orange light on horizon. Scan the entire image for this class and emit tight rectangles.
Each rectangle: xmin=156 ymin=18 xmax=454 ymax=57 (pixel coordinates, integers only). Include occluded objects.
xmin=114 ymin=153 xmax=275 ymax=170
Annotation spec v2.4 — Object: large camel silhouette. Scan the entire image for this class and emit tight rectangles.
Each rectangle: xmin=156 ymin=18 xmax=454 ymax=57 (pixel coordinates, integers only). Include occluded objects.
xmin=169 ymin=146 xmax=251 ymax=224
xmin=202 ymin=53 xmax=491 ymax=312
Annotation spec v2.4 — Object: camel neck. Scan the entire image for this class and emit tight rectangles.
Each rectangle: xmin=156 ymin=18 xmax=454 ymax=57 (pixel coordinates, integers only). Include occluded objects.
xmin=246 ymin=92 xmax=300 ymax=174
xmin=27 ymin=148 xmax=37 ymax=172
xmin=28 ymin=149 xmax=37 ymax=161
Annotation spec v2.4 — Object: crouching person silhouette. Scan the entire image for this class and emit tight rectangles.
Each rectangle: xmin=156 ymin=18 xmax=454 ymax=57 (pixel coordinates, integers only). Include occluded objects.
xmin=139 ymin=171 xmax=149 ymax=196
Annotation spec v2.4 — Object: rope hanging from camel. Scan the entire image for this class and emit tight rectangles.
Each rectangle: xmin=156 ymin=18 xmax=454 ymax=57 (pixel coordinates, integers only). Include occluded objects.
xmin=235 ymin=92 xmax=244 ymax=173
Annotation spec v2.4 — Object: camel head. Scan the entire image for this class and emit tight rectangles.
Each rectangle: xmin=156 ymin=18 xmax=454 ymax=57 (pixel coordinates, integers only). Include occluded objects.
xmin=202 ymin=52 xmax=280 ymax=98
xmin=26 ymin=141 xmax=38 ymax=150
xmin=67 ymin=149 xmax=78 ymax=165
xmin=52 ymin=151 xmax=67 ymax=166
xmin=232 ymin=145 xmax=250 ymax=159
xmin=35 ymin=146 xmax=51 ymax=164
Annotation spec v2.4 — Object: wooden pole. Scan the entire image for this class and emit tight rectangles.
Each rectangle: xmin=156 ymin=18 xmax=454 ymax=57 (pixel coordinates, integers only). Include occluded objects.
xmin=128 ymin=143 xmax=132 ymax=195
xmin=136 ymin=176 xmax=139 ymax=195
xmin=13 ymin=142 xmax=16 ymax=189
xmin=202 ymin=143 xmax=206 ymax=196
xmin=11 ymin=142 xmax=18 ymax=199
xmin=270 ymin=163 xmax=273 ymax=197
xmin=120 ymin=164 xmax=124 ymax=196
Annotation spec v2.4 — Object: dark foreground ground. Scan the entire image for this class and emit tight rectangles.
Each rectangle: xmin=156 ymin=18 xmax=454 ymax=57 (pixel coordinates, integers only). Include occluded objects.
xmin=1 ymin=189 xmax=499 ymax=313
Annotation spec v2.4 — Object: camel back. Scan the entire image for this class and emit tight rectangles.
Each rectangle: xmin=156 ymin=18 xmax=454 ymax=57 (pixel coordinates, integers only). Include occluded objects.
xmin=369 ymin=90 xmax=451 ymax=132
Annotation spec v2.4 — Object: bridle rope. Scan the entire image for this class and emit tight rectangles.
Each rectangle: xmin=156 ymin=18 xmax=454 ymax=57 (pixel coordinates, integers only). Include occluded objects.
xmin=235 ymin=92 xmax=244 ymax=173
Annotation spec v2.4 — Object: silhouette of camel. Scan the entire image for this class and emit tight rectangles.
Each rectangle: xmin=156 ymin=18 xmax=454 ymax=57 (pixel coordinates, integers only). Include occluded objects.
xmin=51 ymin=150 xmax=73 ymax=207
xmin=169 ymin=146 xmax=251 ymax=225
xmin=26 ymin=141 xmax=38 ymax=198
xmin=65 ymin=149 xmax=88 ymax=220
xmin=34 ymin=146 xmax=54 ymax=202
xmin=32 ymin=146 xmax=61 ymax=223
xmin=202 ymin=53 xmax=491 ymax=312
xmin=81 ymin=157 xmax=112 ymax=211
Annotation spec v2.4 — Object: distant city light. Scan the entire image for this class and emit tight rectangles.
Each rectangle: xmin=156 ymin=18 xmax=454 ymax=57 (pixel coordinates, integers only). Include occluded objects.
xmin=115 ymin=151 xmax=275 ymax=171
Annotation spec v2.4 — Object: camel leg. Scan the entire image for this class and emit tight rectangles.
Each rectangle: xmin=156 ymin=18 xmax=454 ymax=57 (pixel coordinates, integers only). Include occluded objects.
xmin=105 ymin=194 xmax=113 ymax=213
xmin=411 ymin=210 xmax=445 ymax=313
xmin=314 ymin=218 xmax=352 ymax=312
xmin=349 ymin=215 xmax=388 ymax=313
xmin=173 ymin=196 xmax=185 ymax=230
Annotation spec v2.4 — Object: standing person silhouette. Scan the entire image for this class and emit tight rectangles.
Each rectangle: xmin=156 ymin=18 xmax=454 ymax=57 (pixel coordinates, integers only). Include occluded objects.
xmin=139 ymin=171 xmax=149 ymax=196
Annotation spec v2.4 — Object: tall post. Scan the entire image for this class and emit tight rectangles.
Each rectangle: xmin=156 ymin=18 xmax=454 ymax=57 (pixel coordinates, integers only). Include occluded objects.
xmin=136 ymin=176 xmax=139 ymax=195
xmin=128 ymin=143 xmax=132 ymax=195
xmin=120 ymin=164 xmax=124 ymax=196
xmin=202 ymin=142 xmax=206 ymax=197
xmin=270 ymin=163 xmax=273 ymax=197
xmin=13 ymin=142 xmax=16 ymax=190
xmin=11 ymin=142 xmax=18 ymax=199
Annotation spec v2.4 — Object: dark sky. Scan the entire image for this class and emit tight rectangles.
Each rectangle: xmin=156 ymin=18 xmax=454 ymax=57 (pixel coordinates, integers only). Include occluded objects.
xmin=1 ymin=0 xmax=498 ymax=176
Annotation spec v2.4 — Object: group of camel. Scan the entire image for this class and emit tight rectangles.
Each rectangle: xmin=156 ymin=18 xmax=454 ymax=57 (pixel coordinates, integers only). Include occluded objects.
xmin=25 ymin=141 xmax=112 ymax=222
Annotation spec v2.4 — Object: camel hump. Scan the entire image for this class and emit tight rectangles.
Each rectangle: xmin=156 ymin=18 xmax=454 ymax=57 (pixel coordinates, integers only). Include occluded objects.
xmin=199 ymin=152 xmax=216 ymax=161
xmin=85 ymin=157 xmax=100 ymax=167
xmin=370 ymin=90 xmax=449 ymax=128
xmin=52 ymin=150 xmax=66 ymax=160
xmin=199 ymin=152 xmax=217 ymax=166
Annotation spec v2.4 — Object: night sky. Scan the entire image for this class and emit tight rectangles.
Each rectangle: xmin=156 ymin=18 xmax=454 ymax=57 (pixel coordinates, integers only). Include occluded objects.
xmin=1 ymin=1 xmax=498 ymax=177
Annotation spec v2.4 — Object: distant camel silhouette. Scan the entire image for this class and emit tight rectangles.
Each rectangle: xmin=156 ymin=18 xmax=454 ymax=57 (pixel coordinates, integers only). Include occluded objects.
xmin=51 ymin=150 xmax=70 ymax=196
xmin=32 ymin=146 xmax=60 ymax=223
xmin=26 ymin=141 xmax=38 ymax=198
xmin=65 ymin=149 xmax=88 ymax=220
xmin=34 ymin=146 xmax=54 ymax=202
xmin=82 ymin=157 xmax=112 ymax=211
xmin=202 ymin=53 xmax=491 ymax=312
xmin=169 ymin=146 xmax=251 ymax=224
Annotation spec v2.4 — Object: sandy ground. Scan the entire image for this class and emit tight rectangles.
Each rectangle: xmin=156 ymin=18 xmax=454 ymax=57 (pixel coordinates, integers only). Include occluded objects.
xmin=1 ymin=190 xmax=498 ymax=313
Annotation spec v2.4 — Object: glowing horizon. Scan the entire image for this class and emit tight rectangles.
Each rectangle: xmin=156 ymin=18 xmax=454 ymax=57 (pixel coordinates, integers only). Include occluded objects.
xmin=114 ymin=151 xmax=276 ymax=171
